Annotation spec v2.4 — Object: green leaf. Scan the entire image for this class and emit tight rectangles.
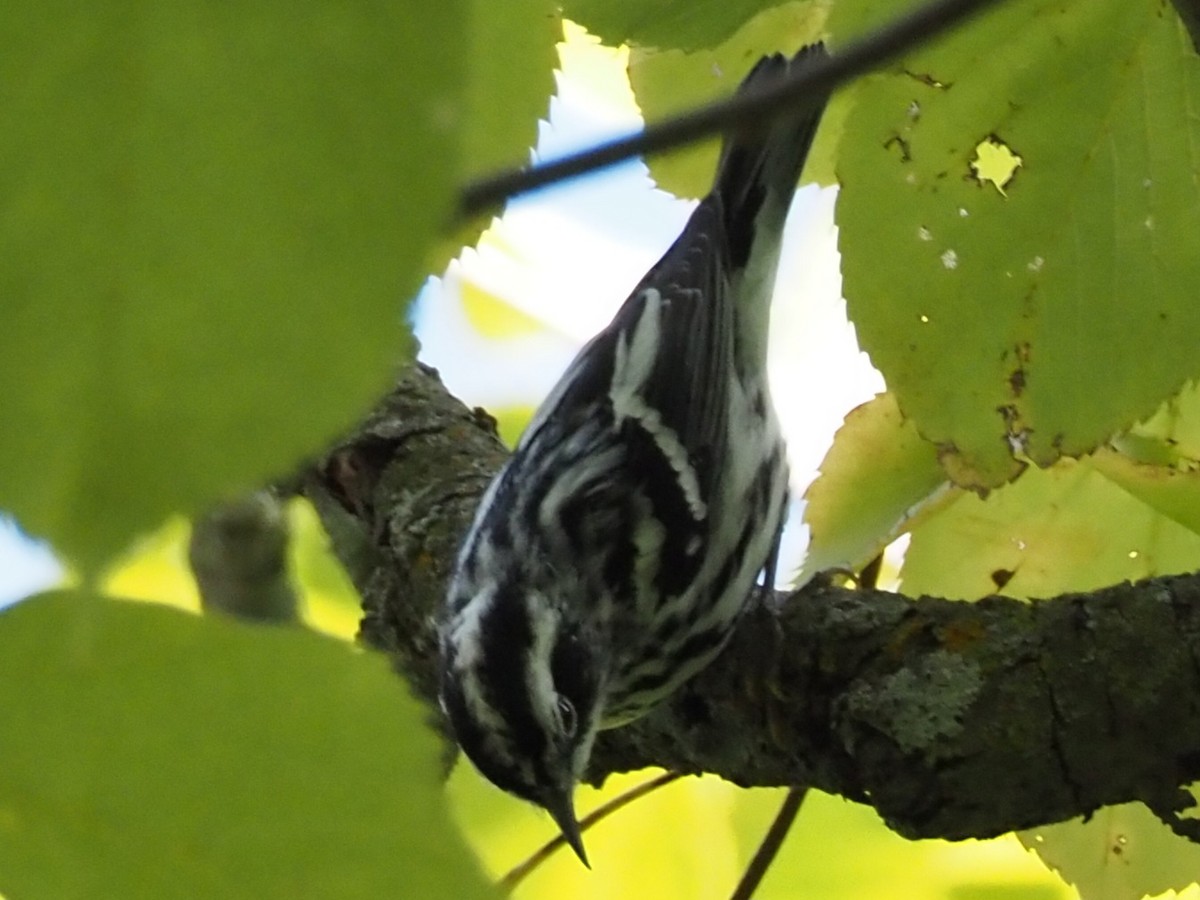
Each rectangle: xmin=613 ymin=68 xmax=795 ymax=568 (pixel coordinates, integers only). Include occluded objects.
xmin=628 ymin=1 xmax=829 ymax=199
xmin=444 ymin=0 xmax=561 ymax=253
xmin=833 ymin=0 xmax=1200 ymax=489
xmin=563 ymin=0 xmax=801 ymax=52
xmin=1116 ymin=380 xmax=1200 ymax=466
xmin=799 ymin=393 xmax=950 ymax=582
xmin=1020 ymin=799 xmax=1200 ymax=900
xmin=0 ymin=4 xmax=463 ymax=572
xmin=1086 ymin=375 xmax=1200 ymax=539
xmin=488 ymin=405 xmax=538 ymax=449
xmin=901 ymin=460 xmax=1200 ymax=601
xmin=732 ymin=790 xmax=1068 ymax=900
xmin=0 ymin=592 xmax=493 ymax=900
xmin=454 ymin=768 xmax=750 ymax=896
xmin=1090 ymin=447 xmax=1200 ymax=538
xmin=450 ymin=761 xmax=1070 ymax=897
xmin=464 ymin=0 xmax=559 ymax=180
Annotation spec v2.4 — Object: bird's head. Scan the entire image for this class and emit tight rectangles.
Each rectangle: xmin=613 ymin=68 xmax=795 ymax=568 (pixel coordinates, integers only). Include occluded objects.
xmin=439 ymin=587 xmax=605 ymax=866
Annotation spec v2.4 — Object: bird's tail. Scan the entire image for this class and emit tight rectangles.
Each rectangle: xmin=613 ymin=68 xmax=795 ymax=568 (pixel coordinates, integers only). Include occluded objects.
xmin=710 ymin=43 xmax=831 ymax=373
xmin=713 ymin=43 xmax=831 ymax=271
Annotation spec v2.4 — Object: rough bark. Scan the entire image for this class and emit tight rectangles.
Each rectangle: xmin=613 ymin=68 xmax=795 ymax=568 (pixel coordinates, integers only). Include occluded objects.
xmin=302 ymin=361 xmax=1200 ymax=844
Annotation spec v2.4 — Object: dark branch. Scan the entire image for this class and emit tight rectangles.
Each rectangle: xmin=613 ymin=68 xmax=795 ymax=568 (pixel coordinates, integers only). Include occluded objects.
xmin=302 ymin=364 xmax=1200 ymax=845
xmin=459 ymin=0 xmax=1008 ymax=217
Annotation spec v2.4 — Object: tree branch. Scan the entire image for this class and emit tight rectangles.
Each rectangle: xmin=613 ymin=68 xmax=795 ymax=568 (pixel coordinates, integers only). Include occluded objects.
xmin=459 ymin=0 xmax=1008 ymax=217
xmin=189 ymin=490 xmax=299 ymax=624
xmin=303 ymin=363 xmax=1200 ymax=843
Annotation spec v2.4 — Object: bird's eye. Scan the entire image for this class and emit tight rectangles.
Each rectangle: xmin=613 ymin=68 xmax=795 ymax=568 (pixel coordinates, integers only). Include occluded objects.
xmin=557 ymin=695 xmax=578 ymax=738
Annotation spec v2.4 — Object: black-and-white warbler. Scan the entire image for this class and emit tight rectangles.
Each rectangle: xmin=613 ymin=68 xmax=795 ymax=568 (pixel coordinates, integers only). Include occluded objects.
xmin=440 ymin=44 xmax=831 ymax=865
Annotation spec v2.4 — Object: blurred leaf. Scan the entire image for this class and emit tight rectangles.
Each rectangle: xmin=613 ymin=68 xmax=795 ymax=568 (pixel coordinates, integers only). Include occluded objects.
xmin=450 ymin=764 xmax=1069 ymax=899
xmin=901 ymin=460 xmax=1200 ymax=601
xmin=563 ymin=0 xmax=798 ymax=52
xmin=0 ymin=4 xmax=462 ymax=573
xmin=450 ymin=767 xmax=742 ymax=899
xmin=0 ymin=592 xmax=492 ymax=899
xmin=100 ymin=515 xmax=197 ymax=611
xmin=445 ymin=0 xmax=562 ymax=255
xmin=287 ymin=498 xmax=361 ymax=640
xmin=800 ymin=393 xmax=950 ymax=582
xmin=628 ymin=1 xmax=829 ymax=198
xmin=833 ymin=0 xmax=1200 ymax=488
xmin=1021 ymin=800 xmax=1200 ymax=900
xmin=98 ymin=501 xmax=360 ymax=639
xmin=800 ymin=85 xmax=857 ymax=189
xmin=490 ymin=404 xmax=539 ymax=449
xmin=732 ymin=790 xmax=1068 ymax=900
xmin=461 ymin=278 xmax=550 ymax=339
xmin=464 ymin=0 xmax=560 ymax=180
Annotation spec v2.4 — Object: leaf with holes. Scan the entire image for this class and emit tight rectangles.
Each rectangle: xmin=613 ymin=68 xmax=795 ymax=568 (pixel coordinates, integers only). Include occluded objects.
xmin=901 ymin=460 xmax=1200 ymax=601
xmin=832 ymin=0 xmax=1200 ymax=489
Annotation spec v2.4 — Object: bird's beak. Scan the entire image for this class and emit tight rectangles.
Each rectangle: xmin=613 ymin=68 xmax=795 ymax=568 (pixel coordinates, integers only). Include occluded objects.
xmin=545 ymin=788 xmax=590 ymax=868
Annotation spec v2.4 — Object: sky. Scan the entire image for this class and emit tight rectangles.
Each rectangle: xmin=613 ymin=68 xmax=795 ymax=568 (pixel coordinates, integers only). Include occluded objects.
xmin=0 ymin=518 xmax=58 ymax=606
xmin=0 ymin=26 xmax=883 ymax=605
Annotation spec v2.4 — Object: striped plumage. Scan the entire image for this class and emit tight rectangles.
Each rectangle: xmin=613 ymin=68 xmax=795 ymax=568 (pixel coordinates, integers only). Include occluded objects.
xmin=439 ymin=44 xmax=831 ymax=865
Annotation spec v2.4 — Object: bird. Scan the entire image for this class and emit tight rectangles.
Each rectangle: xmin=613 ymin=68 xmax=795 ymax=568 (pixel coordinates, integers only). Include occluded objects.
xmin=439 ymin=43 xmax=831 ymax=866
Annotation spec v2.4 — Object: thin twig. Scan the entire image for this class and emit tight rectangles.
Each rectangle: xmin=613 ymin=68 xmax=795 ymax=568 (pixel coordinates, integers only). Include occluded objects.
xmin=498 ymin=771 xmax=684 ymax=893
xmin=459 ymin=0 xmax=1008 ymax=217
xmin=729 ymin=787 xmax=810 ymax=900
xmin=732 ymin=567 xmax=874 ymax=898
